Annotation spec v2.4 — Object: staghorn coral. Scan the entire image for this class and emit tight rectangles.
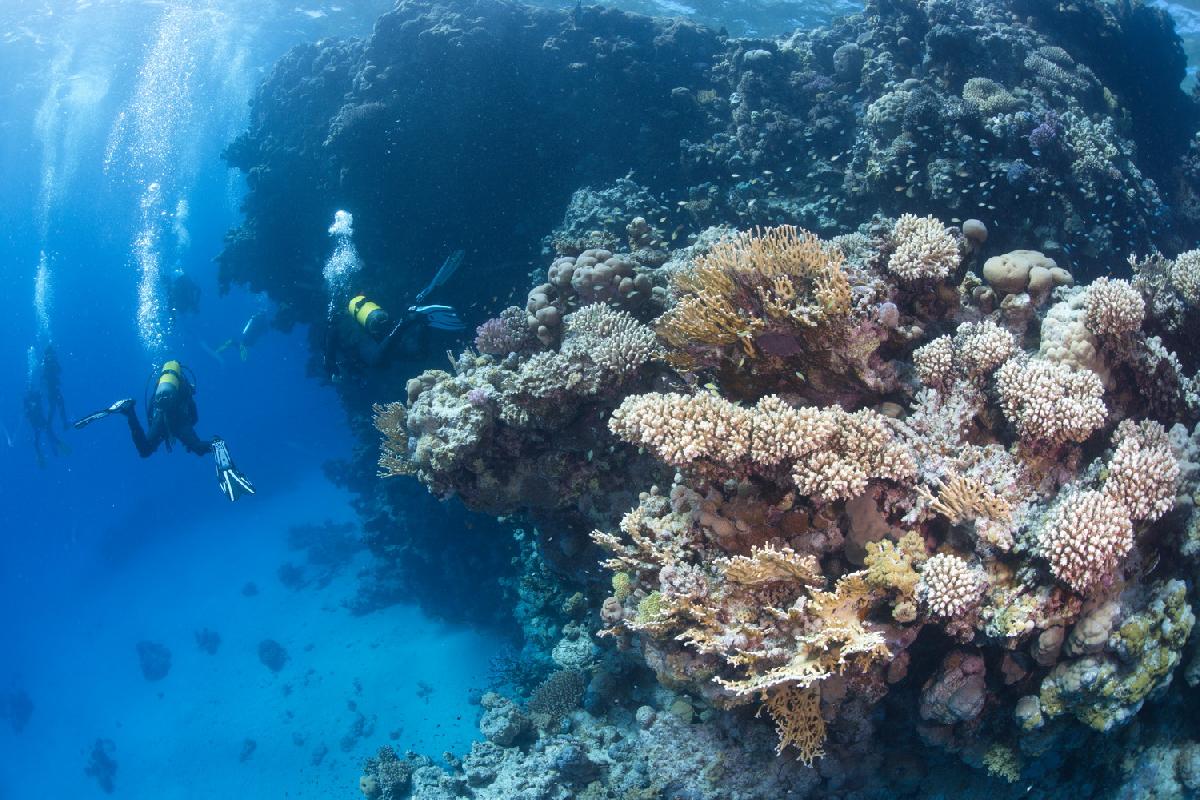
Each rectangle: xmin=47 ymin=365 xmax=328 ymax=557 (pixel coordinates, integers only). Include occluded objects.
xmin=886 ymin=214 xmax=960 ymax=282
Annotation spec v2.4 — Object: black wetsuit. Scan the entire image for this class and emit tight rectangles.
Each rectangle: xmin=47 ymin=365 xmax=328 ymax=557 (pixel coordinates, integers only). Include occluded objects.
xmin=124 ymin=383 xmax=212 ymax=457
xmin=323 ymin=307 xmax=428 ymax=379
xmin=23 ymin=389 xmax=62 ymax=463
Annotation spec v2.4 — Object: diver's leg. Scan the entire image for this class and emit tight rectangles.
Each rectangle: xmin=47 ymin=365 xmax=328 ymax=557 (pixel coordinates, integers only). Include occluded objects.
xmin=124 ymin=408 xmax=162 ymax=458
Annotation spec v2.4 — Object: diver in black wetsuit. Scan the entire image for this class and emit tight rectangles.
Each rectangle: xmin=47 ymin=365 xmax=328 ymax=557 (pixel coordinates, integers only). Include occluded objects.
xmin=23 ymin=387 xmax=64 ymax=467
xmin=74 ymin=360 xmax=255 ymax=501
xmin=41 ymin=345 xmax=68 ymax=431
xmin=323 ymin=250 xmax=467 ymax=380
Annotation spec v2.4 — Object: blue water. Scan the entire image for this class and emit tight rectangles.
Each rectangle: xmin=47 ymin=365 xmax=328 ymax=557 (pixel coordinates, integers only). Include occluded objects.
xmin=5 ymin=0 xmax=1200 ymax=797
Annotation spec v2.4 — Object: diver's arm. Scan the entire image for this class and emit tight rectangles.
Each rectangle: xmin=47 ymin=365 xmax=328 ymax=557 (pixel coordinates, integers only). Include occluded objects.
xmin=368 ymin=317 xmax=417 ymax=366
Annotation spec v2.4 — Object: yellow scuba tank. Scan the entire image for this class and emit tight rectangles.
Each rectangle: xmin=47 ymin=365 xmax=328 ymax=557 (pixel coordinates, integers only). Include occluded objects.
xmin=348 ymin=295 xmax=389 ymax=335
xmin=156 ymin=360 xmax=185 ymax=397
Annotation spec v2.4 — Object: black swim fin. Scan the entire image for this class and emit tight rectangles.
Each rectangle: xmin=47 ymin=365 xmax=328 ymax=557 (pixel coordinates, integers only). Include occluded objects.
xmin=73 ymin=398 xmax=134 ymax=430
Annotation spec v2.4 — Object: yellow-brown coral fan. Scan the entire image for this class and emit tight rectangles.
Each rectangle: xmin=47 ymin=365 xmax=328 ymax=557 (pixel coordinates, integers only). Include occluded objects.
xmin=716 ymin=572 xmax=891 ymax=697
xmin=657 ymin=225 xmax=851 ymax=371
xmin=886 ymin=214 xmax=960 ymax=282
xmin=760 ymin=684 xmax=826 ymax=766
xmin=918 ymin=475 xmax=1012 ymax=524
xmin=373 ymin=402 xmax=412 ymax=477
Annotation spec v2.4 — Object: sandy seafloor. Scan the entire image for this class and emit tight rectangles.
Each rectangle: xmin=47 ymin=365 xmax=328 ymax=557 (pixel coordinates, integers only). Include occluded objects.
xmin=1 ymin=471 xmax=500 ymax=798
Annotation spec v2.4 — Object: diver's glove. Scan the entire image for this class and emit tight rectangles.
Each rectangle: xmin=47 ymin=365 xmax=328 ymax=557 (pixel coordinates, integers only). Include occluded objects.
xmin=409 ymin=304 xmax=466 ymax=331
xmin=212 ymin=437 xmax=255 ymax=502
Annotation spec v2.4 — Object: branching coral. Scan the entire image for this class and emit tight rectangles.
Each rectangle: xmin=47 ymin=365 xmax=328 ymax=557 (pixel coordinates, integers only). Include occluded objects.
xmin=609 ymin=392 xmax=915 ymax=501
xmin=914 ymin=320 xmax=1016 ymax=390
xmin=994 ymin=356 xmax=1107 ymax=446
xmin=656 ymin=225 xmax=851 ymax=371
xmin=1084 ymin=277 xmax=1144 ymax=337
xmin=886 ymin=214 xmax=959 ymax=282
xmin=1037 ymin=489 xmax=1133 ymax=593
xmin=1103 ymin=419 xmax=1179 ymax=523
xmin=916 ymin=553 xmax=986 ymax=619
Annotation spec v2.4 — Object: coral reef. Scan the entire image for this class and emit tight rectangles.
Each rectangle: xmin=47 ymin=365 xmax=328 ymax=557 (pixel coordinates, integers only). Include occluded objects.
xmin=84 ymin=738 xmax=118 ymax=794
xmin=136 ymin=640 xmax=171 ymax=681
xmin=368 ymin=204 xmax=1200 ymax=794
xmin=258 ymin=639 xmax=289 ymax=673
xmin=218 ymin=0 xmax=1200 ymax=796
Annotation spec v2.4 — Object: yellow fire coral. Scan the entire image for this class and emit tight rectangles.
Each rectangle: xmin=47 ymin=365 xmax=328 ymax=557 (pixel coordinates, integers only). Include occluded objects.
xmin=657 ymin=225 xmax=851 ymax=370
xmin=373 ymin=402 xmax=412 ymax=477
xmin=760 ymin=684 xmax=826 ymax=766
xmin=918 ymin=475 xmax=1012 ymax=524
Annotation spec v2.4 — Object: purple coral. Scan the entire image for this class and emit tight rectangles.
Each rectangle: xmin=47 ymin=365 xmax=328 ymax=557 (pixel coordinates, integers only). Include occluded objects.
xmin=466 ymin=387 xmax=492 ymax=407
xmin=1027 ymin=111 xmax=1061 ymax=154
xmin=475 ymin=306 xmax=531 ymax=356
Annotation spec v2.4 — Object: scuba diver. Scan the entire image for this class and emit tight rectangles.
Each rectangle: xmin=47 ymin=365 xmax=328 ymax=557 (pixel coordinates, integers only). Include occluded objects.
xmin=215 ymin=310 xmax=269 ymax=361
xmin=23 ymin=387 xmax=65 ymax=467
xmin=41 ymin=344 xmax=68 ymax=431
xmin=324 ymin=250 xmax=467 ymax=379
xmin=73 ymin=360 xmax=255 ymax=502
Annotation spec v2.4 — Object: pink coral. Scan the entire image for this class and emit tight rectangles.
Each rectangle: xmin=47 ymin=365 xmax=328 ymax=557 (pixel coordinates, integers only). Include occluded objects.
xmin=475 ymin=306 xmax=531 ymax=355
xmin=1037 ymin=489 xmax=1133 ymax=593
